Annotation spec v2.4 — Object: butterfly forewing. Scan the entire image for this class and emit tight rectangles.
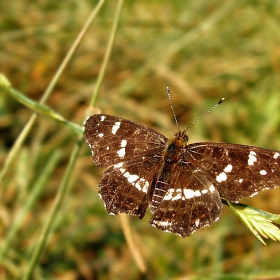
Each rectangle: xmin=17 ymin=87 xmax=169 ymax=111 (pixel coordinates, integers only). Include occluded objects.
xmin=186 ymin=142 xmax=280 ymax=201
xmin=84 ymin=114 xmax=167 ymax=167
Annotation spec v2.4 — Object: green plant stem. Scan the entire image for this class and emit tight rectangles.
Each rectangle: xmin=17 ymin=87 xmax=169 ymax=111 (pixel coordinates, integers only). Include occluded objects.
xmin=23 ymin=137 xmax=83 ymax=280
xmin=0 ymin=151 xmax=62 ymax=262
xmin=2 ymin=85 xmax=83 ymax=136
xmin=90 ymin=0 xmax=124 ymax=107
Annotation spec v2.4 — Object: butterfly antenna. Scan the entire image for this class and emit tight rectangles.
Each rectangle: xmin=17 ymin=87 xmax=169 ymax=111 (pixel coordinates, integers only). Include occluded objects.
xmin=167 ymin=87 xmax=180 ymax=132
xmin=184 ymin=97 xmax=225 ymax=132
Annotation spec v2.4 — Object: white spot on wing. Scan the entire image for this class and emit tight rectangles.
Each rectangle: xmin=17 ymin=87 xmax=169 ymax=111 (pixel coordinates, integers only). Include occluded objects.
xmin=195 ymin=219 xmax=200 ymax=227
xmin=117 ymin=147 xmax=126 ymax=157
xmin=201 ymin=189 xmax=208 ymax=194
xmin=116 ymin=140 xmax=127 ymax=157
xmin=273 ymin=152 xmax=279 ymax=159
xmin=164 ymin=188 xmax=174 ymax=200
xmin=142 ymin=181 xmax=149 ymax=193
xmin=239 ymin=178 xmax=243 ymax=183
xmin=224 ymin=164 xmax=233 ymax=173
xmin=216 ymin=172 xmax=227 ymax=183
xmin=209 ymin=185 xmax=215 ymax=193
xmin=184 ymin=189 xmax=195 ymax=199
xmin=260 ymin=170 xmax=267 ymax=175
xmin=194 ymin=190 xmax=201 ymax=197
xmin=118 ymin=169 xmax=149 ymax=193
xmin=101 ymin=115 xmax=106 ymax=121
xmin=98 ymin=133 xmax=104 ymax=137
xmin=127 ymin=174 xmax=139 ymax=183
xmin=112 ymin=121 xmax=121 ymax=134
xmin=114 ymin=162 xmax=123 ymax=168
xmin=172 ymin=189 xmax=183 ymax=200
xmin=121 ymin=139 xmax=127 ymax=147
xmin=153 ymin=220 xmax=172 ymax=227
xmin=135 ymin=182 xmax=141 ymax=190
xmin=248 ymin=150 xmax=257 ymax=166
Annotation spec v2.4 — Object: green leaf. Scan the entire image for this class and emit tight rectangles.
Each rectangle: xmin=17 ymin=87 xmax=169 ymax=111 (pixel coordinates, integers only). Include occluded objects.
xmin=223 ymin=199 xmax=280 ymax=245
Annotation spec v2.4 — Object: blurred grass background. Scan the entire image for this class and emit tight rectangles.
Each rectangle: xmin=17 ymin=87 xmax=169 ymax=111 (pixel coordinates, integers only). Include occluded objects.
xmin=1 ymin=0 xmax=280 ymax=279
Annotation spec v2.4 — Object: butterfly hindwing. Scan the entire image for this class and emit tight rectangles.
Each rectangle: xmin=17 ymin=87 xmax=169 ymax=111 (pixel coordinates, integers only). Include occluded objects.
xmin=150 ymin=166 xmax=223 ymax=237
xmin=98 ymin=156 xmax=164 ymax=218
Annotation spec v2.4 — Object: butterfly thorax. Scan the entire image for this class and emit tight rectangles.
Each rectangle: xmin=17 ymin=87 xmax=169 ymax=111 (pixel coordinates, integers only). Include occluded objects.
xmin=165 ymin=131 xmax=189 ymax=164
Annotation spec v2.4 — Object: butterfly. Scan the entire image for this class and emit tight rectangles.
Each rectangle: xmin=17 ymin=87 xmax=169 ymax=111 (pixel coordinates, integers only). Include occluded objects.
xmin=84 ymin=94 xmax=280 ymax=237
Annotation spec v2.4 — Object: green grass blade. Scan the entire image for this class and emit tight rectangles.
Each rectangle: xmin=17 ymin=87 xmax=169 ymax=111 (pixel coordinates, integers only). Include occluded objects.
xmin=1 ymin=84 xmax=83 ymax=136
xmin=90 ymin=0 xmax=124 ymax=108
xmin=23 ymin=137 xmax=82 ymax=280
xmin=0 ymin=151 xmax=62 ymax=262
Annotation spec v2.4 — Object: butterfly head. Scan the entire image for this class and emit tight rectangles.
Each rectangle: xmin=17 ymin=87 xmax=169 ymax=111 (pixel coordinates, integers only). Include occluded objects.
xmin=165 ymin=131 xmax=189 ymax=163
xmin=175 ymin=130 xmax=189 ymax=144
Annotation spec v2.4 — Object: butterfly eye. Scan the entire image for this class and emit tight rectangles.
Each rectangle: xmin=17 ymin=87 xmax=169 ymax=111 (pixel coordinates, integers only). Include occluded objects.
xmin=182 ymin=134 xmax=189 ymax=142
